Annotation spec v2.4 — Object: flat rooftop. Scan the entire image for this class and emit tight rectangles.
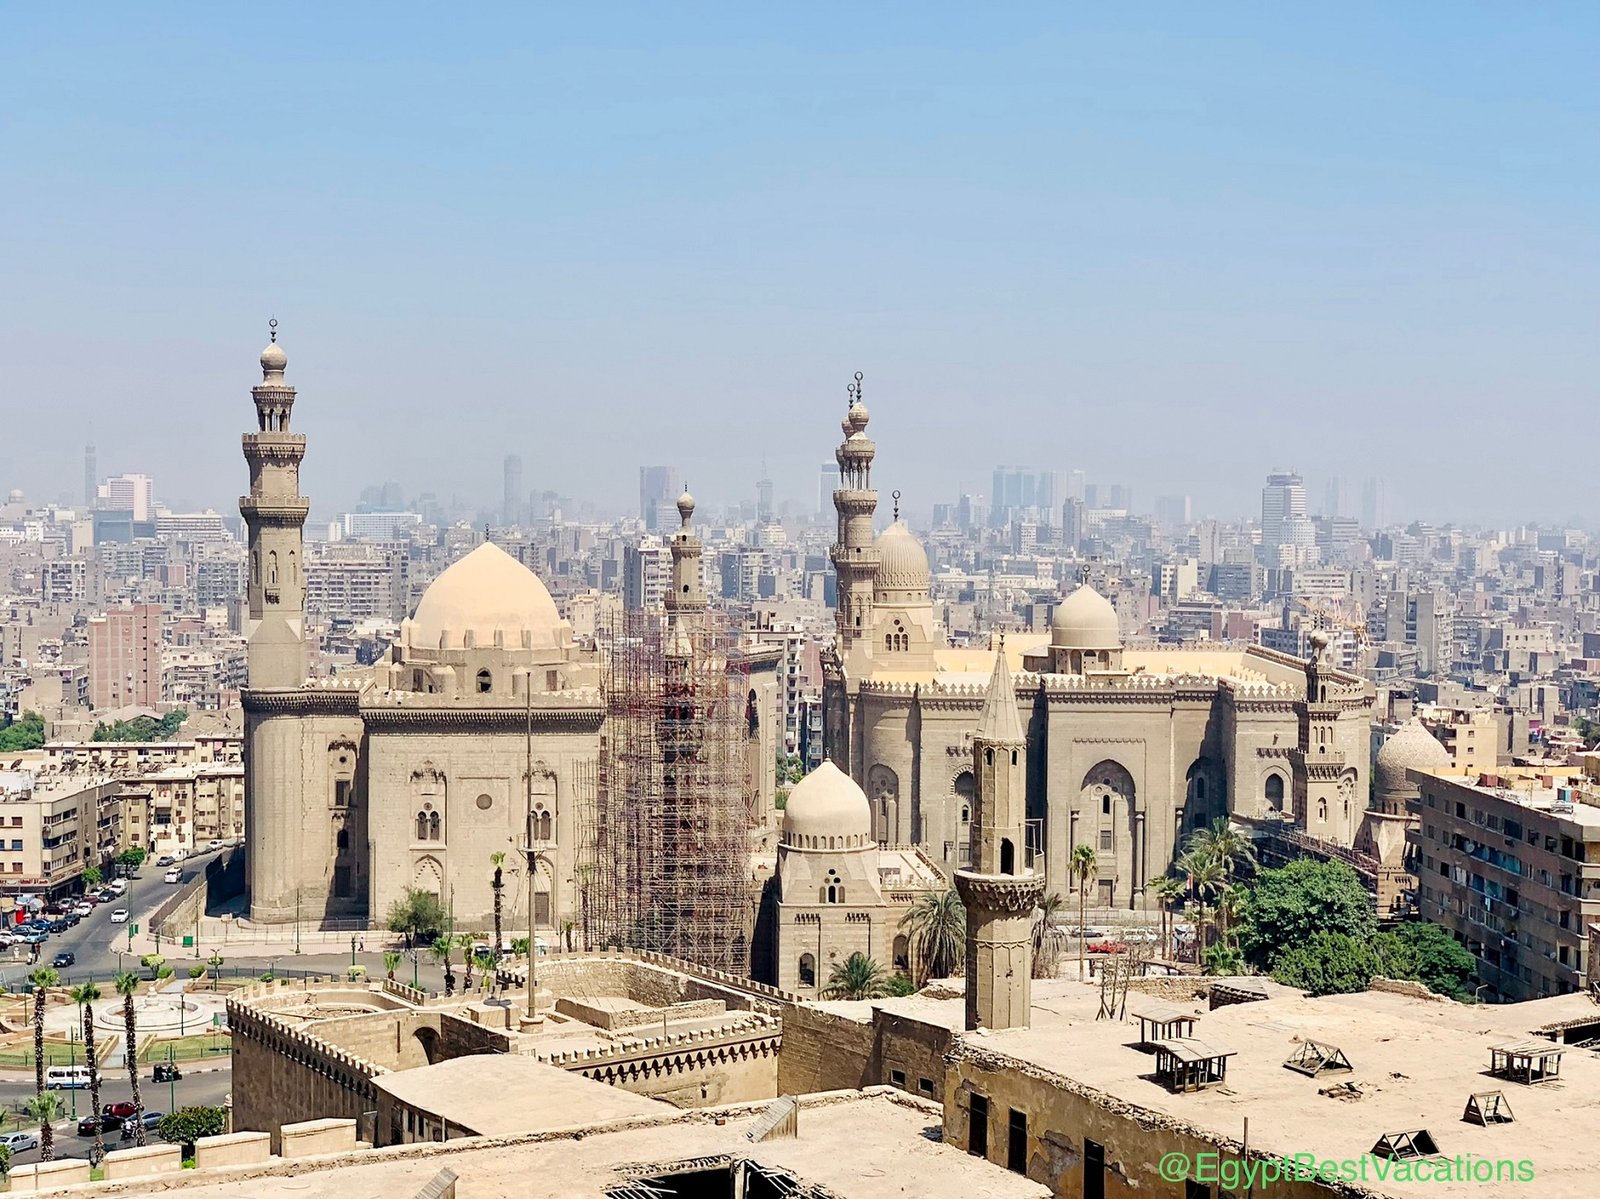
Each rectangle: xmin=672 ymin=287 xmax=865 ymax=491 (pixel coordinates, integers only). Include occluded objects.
xmin=373 ymin=1054 xmax=665 ymax=1136
xmin=117 ymin=1090 xmax=1047 ymax=1199
xmin=959 ymin=979 xmax=1599 ymax=1198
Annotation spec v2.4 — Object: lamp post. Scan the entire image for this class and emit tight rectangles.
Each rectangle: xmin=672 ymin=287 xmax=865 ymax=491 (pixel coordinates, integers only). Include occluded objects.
xmin=350 ymin=935 xmax=357 ymax=967
xmin=68 ymin=1024 xmax=78 ymax=1119
xmin=409 ymin=950 xmax=419 ymax=989
xmin=166 ymin=1044 xmax=176 ymax=1110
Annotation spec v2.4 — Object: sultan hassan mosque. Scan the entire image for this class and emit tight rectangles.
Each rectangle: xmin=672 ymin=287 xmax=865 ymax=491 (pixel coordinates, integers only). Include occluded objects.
xmin=819 ymin=385 xmax=1379 ymax=908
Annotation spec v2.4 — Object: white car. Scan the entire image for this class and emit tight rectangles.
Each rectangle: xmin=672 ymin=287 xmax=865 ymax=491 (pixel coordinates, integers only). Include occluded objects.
xmin=163 ymin=868 xmax=182 ymax=884
xmin=206 ymin=839 xmax=224 ymax=852
xmin=0 ymin=1130 xmax=39 ymax=1152
xmin=109 ymin=909 xmax=129 ymax=924
xmin=73 ymin=902 xmax=94 ymax=917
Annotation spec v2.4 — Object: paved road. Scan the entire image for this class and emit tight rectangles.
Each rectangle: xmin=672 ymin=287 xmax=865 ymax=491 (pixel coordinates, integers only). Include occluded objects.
xmin=0 ymin=1065 xmax=232 ymax=1168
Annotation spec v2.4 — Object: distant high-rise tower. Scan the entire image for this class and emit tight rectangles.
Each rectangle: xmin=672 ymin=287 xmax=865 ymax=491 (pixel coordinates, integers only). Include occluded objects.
xmin=502 ymin=454 xmax=523 ymax=526
xmin=1260 ymin=470 xmax=1312 ymax=565
xmin=1361 ymin=477 xmax=1386 ymax=531
xmin=817 ymin=462 xmax=841 ymax=516
xmin=83 ymin=444 xmax=96 ymax=508
xmin=639 ymin=465 xmax=679 ymax=532
xmin=756 ymin=467 xmax=774 ymax=525
xmin=955 ymin=646 xmax=1043 ymax=1031
xmin=830 ymin=374 xmax=878 ymax=651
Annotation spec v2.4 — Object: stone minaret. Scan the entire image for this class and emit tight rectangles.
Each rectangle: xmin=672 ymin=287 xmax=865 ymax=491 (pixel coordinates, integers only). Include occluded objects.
xmin=955 ymin=646 xmax=1045 ymax=1031
xmin=1290 ymin=631 xmax=1349 ymax=841
xmin=829 ymin=373 xmax=878 ymax=650
xmin=663 ymin=487 xmax=706 ymax=660
xmin=240 ymin=321 xmax=309 ymax=689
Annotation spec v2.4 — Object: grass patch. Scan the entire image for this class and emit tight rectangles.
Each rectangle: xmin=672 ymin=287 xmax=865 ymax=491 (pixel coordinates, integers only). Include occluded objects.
xmin=0 ymin=1034 xmax=119 ymax=1068
xmin=137 ymin=1032 xmax=231 ymax=1063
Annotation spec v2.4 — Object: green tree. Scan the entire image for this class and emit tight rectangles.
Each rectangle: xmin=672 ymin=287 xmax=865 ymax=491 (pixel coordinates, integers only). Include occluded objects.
xmin=0 ymin=712 xmax=46 ymax=752
xmin=457 ymin=933 xmax=478 ymax=989
xmin=1393 ymin=923 xmax=1478 ymax=1000
xmin=1149 ymin=875 xmax=1185 ymax=958
xmin=1201 ymin=943 xmax=1245 ymax=975
xmin=23 ymin=1092 xmax=62 ymax=1162
xmin=90 ymin=710 xmax=188 ymax=743
xmin=188 ymin=964 xmax=206 ymax=980
xmin=156 ymin=1105 xmax=227 ymax=1157
xmin=0 ymin=1140 xmax=11 ymax=1177
xmin=1179 ymin=847 xmax=1226 ymax=955
xmin=28 ymin=967 xmax=58 ymax=1101
xmin=1070 ymin=844 xmax=1098 ymax=980
xmin=385 ymin=888 xmax=446 ymax=948
xmin=1234 ymin=859 xmax=1376 ymax=969
xmin=70 ymin=982 xmax=105 ymax=1164
xmin=82 ymin=865 xmax=102 ymax=889
xmin=1271 ymin=930 xmax=1415 ymax=996
xmin=114 ymin=972 xmax=147 ymax=1146
xmin=822 ymin=953 xmax=890 ymax=1000
xmin=884 ymin=974 xmax=917 ymax=997
xmin=207 ymin=953 xmax=225 ymax=990
xmin=116 ymin=847 xmax=148 ymax=872
xmin=428 ymin=936 xmax=456 ymax=994
xmin=1032 ymin=892 xmax=1067 ymax=980
xmin=898 ymin=888 xmax=965 ymax=985
xmin=489 ymin=851 xmax=506 ymax=966
xmin=382 ymin=951 xmax=402 ymax=981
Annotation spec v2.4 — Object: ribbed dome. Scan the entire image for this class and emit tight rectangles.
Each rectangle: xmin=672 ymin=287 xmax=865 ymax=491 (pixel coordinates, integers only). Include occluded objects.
xmin=1375 ymin=717 xmax=1450 ymax=797
xmin=874 ymin=521 xmax=930 ymax=602
xmin=409 ymin=542 xmax=563 ymax=651
xmin=782 ymin=762 xmax=873 ymax=848
xmin=1051 ymin=584 xmax=1121 ymax=651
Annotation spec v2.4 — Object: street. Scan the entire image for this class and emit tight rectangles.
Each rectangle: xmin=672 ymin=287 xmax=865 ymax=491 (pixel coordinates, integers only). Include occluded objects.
xmin=0 ymin=1064 xmax=232 ymax=1168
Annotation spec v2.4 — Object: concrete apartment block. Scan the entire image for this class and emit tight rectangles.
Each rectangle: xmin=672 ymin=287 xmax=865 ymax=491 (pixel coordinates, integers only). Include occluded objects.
xmin=102 ymin=1141 xmax=183 ymax=1179
xmin=194 ymin=1130 xmax=273 ymax=1169
xmin=280 ymin=1117 xmax=358 ymax=1158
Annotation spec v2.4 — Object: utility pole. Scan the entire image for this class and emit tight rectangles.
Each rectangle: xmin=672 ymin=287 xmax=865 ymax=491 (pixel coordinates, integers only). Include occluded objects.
xmin=523 ymin=683 xmax=543 ymax=1024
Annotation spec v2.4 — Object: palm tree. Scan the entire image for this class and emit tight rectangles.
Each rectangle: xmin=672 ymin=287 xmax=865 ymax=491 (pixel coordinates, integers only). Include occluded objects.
xmin=822 ymin=953 xmax=890 ymax=1000
xmin=898 ymin=889 xmax=965 ymax=986
xmin=28 ymin=966 xmax=58 ymax=1101
xmin=382 ymin=951 xmax=402 ymax=981
xmin=1148 ymin=875 xmax=1185 ymax=958
xmin=1070 ymin=844 xmax=1098 ymax=980
xmin=428 ymin=936 xmax=455 ymax=995
xmin=24 ymin=1091 xmax=62 ymax=1162
xmin=1181 ymin=848 xmax=1226 ymax=958
xmin=1031 ymin=892 xmax=1067 ymax=980
xmin=456 ymin=933 xmax=477 ymax=990
xmin=70 ymin=982 xmax=105 ymax=1164
xmin=114 ymin=971 xmax=146 ymax=1146
xmin=490 ymin=852 xmax=507 ymax=965
xmin=1184 ymin=818 xmax=1257 ymax=886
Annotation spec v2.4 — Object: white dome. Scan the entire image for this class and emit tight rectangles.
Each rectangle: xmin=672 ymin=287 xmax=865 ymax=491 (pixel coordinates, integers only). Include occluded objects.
xmin=1051 ymin=584 xmax=1121 ymax=651
xmin=409 ymin=542 xmax=563 ymax=651
xmin=874 ymin=521 xmax=930 ymax=602
xmin=1375 ymin=717 xmax=1450 ymax=797
xmin=782 ymin=761 xmax=873 ymax=847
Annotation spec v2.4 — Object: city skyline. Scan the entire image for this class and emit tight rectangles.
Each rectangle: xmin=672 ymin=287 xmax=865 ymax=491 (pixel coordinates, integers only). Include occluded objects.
xmin=3 ymin=7 xmax=1596 ymax=526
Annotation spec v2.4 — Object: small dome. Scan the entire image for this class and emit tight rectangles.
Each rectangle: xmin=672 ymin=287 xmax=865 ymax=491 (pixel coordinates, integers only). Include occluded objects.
xmin=676 ymin=488 xmax=695 ymax=524
xmin=1375 ymin=717 xmax=1450 ymax=797
xmin=874 ymin=521 xmax=930 ymax=601
xmin=782 ymin=761 xmax=872 ymax=847
xmin=260 ymin=340 xmax=287 ymax=375
xmin=410 ymin=542 xmax=563 ymax=651
xmin=846 ymin=399 xmax=870 ymax=433
xmin=1051 ymin=584 xmax=1121 ymax=651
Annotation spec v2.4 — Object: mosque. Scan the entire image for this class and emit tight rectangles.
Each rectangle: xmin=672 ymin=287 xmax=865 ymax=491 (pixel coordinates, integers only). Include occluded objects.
xmin=818 ymin=385 xmax=1380 ymax=908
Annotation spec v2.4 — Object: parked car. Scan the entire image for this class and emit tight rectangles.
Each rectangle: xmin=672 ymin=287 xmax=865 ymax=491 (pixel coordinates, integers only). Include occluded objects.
xmin=46 ymin=920 xmax=70 ymax=934
xmin=17 ymin=930 xmax=48 ymax=945
xmin=108 ymin=879 xmax=128 ymax=895
xmin=0 ymin=1130 xmax=40 ymax=1153
xmin=103 ymin=1102 xmax=139 ymax=1121
xmin=163 ymin=868 xmax=182 ymax=884
xmin=119 ymin=1110 xmax=165 ymax=1140
xmin=1087 ymin=940 xmax=1129 ymax=955
xmin=109 ymin=909 xmax=129 ymax=924
xmin=153 ymin=1062 xmax=181 ymax=1083
xmin=52 ymin=951 xmax=76 ymax=968
xmin=155 ymin=855 xmax=175 ymax=867
xmin=78 ymin=1114 xmax=110 ymax=1135
xmin=206 ymin=839 xmax=225 ymax=852
xmin=73 ymin=902 xmax=94 ymax=917
xmin=96 ymin=888 xmax=116 ymax=902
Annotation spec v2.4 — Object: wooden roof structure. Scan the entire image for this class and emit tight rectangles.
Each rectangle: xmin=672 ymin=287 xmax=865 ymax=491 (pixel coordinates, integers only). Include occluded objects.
xmin=1283 ymin=1039 xmax=1353 ymax=1077
xmin=1462 ymin=1092 xmax=1515 ymax=1126
xmin=1489 ymin=1040 xmax=1566 ymax=1085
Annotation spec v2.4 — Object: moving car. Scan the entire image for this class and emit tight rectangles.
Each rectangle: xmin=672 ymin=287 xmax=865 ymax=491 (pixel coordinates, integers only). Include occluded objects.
xmin=109 ymin=909 xmax=129 ymax=924
xmin=119 ymin=1110 xmax=165 ymax=1140
xmin=47 ymin=1065 xmax=91 ymax=1089
xmin=207 ymin=839 xmax=225 ymax=851
xmin=72 ymin=902 xmax=94 ymax=917
xmin=78 ymin=1113 xmax=117 ymax=1134
xmin=0 ymin=1130 xmax=40 ymax=1153
xmin=108 ymin=879 xmax=128 ymax=895
xmin=155 ymin=855 xmax=175 ymax=867
xmin=163 ymin=868 xmax=182 ymax=884
xmin=52 ymin=950 xmax=76 ymax=968
xmin=103 ymin=1102 xmax=139 ymax=1120
xmin=153 ymin=1062 xmax=182 ymax=1082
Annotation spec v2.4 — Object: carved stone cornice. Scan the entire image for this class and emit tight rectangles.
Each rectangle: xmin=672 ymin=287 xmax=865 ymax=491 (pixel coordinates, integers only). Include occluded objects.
xmin=955 ymin=869 xmax=1045 ymax=915
xmin=362 ymin=705 xmax=604 ymax=734
xmin=242 ymin=689 xmax=361 ymax=716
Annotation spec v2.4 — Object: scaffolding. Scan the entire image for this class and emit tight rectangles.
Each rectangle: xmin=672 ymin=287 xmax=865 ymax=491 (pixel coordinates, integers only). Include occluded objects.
xmin=589 ymin=608 xmax=754 ymax=975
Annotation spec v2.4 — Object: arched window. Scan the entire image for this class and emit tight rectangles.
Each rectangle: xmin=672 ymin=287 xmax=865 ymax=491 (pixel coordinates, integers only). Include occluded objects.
xmin=1011 ymin=750 xmax=1018 ymax=766
xmin=1265 ymin=774 xmax=1285 ymax=809
xmin=985 ymin=748 xmax=994 ymax=766
xmin=336 ymin=829 xmax=349 ymax=850
xmin=893 ymin=935 xmax=909 ymax=970
xmin=799 ymin=954 xmax=816 ymax=987
xmin=960 ymin=806 xmax=970 ymax=825
xmin=1102 ymin=794 xmax=1112 ymax=816
xmin=1000 ymin=838 xmax=1015 ymax=876
xmin=539 ymin=810 xmax=553 ymax=841
xmin=1316 ymin=798 xmax=1328 ymax=822
xmin=267 ymin=550 xmax=278 ymax=585
xmin=1194 ymin=777 xmax=1207 ymax=801
xmin=476 ymin=669 xmax=492 ymax=694
xmin=289 ymin=550 xmax=297 ymax=583
xmin=415 ymin=811 xmax=428 ymax=841
xmin=429 ymin=811 xmax=442 ymax=841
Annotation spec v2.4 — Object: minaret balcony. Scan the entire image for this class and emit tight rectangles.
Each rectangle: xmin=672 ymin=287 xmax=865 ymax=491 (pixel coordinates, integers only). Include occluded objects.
xmin=954 ymin=869 xmax=1046 ymax=915
xmin=242 ymin=432 xmax=307 ymax=458
xmin=239 ymin=496 xmax=311 ymax=522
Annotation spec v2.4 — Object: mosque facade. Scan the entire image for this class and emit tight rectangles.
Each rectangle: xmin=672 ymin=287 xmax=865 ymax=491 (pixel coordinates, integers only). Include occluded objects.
xmin=819 ymin=392 xmax=1378 ymax=907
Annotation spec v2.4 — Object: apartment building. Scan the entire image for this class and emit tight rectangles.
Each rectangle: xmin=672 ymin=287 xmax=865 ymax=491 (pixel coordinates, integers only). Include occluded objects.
xmin=87 ymin=603 xmax=163 ymax=709
xmin=0 ymin=774 xmax=124 ymax=901
xmin=1418 ymin=705 xmax=1500 ymax=774
xmin=1409 ymin=767 xmax=1600 ymax=1002
xmin=131 ymin=764 xmax=244 ymax=857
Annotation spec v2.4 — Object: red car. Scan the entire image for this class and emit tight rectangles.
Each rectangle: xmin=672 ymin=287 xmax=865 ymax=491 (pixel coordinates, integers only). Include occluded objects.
xmin=1087 ymin=940 xmax=1128 ymax=955
xmin=103 ymin=1102 xmax=139 ymax=1121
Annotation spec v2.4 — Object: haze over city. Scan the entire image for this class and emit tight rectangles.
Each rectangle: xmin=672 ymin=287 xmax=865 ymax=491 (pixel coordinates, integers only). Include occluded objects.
xmin=4 ymin=5 xmax=1596 ymax=525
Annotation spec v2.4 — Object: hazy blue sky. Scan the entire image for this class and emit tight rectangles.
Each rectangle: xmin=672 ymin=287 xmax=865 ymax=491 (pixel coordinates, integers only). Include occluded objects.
xmin=3 ymin=5 xmax=1595 ymax=526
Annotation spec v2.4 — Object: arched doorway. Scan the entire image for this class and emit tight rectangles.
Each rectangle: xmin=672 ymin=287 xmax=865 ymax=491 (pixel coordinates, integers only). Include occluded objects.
xmin=1081 ymin=761 xmax=1136 ymax=908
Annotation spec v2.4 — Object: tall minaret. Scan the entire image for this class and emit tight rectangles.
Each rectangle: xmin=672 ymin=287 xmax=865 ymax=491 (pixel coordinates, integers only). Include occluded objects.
xmin=1291 ymin=630 xmax=1350 ymax=842
xmin=955 ymin=645 xmax=1045 ymax=1031
xmin=240 ymin=320 xmax=309 ymax=689
xmin=829 ymin=372 xmax=878 ymax=649
xmin=663 ymin=486 xmax=706 ymax=659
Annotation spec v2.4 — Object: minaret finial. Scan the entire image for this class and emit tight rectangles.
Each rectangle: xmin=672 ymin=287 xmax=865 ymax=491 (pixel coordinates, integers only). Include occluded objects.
xmin=847 ymin=380 xmax=857 ymax=407
xmin=892 ymin=489 xmax=901 ymax=522
xmin=269 ymin=317 xmax=278 ymax=344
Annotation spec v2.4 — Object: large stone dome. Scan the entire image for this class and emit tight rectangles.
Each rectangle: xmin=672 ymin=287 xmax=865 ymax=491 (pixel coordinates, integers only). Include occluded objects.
xmin=874 ymin=521 xmax=930 ymax=602
xmin=409 ymin=542 xmax=563 ymax=651
xmin=782 ymin=761 xmax=873 ymax=848
xmin=1051 ymin=584 xmax=1121 ymax=651
xmin=1375 ymin=717 xmax=1450 ymax=797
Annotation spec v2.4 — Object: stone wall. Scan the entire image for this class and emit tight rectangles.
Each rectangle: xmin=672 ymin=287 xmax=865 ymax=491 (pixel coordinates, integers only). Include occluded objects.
xmin=551 ymin=1013 xmax=781 ymax=1107
xmin=872 ymin=1010 xmax=955 ymax=1103
xmin=776 ymin=1006 xmax=875 ymax=1094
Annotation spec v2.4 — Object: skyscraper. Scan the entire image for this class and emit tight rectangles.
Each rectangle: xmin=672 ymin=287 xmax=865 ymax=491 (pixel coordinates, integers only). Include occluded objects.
xmin=83 ymin=444 xmax=96 ymax=508
xmin=639 ymin=465 xmax=679 ymax=532
xmin=99 ymin=473 xmax=154 ymax=521
xmin=1361 ymin=477 xmax=1387 ymax=531
xmin=502 ymin=454 xmax=523 ymax=526
xmin=1260 ymin=470 xmax=1313 ymax=565
xmin=817 ymin=462 xmax=841 ymax=516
